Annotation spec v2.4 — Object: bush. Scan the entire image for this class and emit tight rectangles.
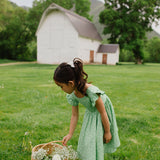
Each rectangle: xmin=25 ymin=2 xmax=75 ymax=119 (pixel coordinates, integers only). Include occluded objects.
xmin=119 ymin=49 xmax=135 ymax=62
xmin=144 ymin=37 xmax=160 ymax=63
xmin=17 ymin=40 xmax=37 ymax=61
xmin=120 ymin=37 xmax=160 ymax=63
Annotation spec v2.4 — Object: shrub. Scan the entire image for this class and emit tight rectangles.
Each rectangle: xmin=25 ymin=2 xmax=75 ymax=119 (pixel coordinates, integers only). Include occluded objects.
xmin=119 ymin=49 xmax=135 ymax=62
xmin=145 ymin=37 xmax=160 ymax=63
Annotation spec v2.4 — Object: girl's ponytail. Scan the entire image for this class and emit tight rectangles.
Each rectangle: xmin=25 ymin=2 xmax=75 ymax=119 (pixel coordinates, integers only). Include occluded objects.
xmin=54 ymin=58 xmax=88 ymax=95
xmin=73 ymin=58 xmax=88 ymax=94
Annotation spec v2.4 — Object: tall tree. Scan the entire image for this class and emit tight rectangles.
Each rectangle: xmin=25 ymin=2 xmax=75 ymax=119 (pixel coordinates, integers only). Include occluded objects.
xmin=0 ymin=0 xmax=15 ymax=31
xmin=75 ymin=0 xmax=92 ymax=20
xmin=99 ymin=0 xmax=160 ymax=64
xmin=0 ymin=2 xmax=33 ymax=60
xmin=145 ymin=37 xmax=160 ymax=63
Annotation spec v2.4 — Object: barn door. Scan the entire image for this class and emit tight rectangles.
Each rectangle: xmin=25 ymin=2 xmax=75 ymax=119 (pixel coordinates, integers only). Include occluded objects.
xmin=102 ymin=54 xmax=107 ymax=64
xmin=90 ymin=50 xmax=94 ymax=63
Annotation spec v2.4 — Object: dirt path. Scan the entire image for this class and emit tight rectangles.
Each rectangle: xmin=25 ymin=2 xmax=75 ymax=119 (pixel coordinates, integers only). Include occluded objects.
xmin=0 ymin=61 xmax=37 ymax=66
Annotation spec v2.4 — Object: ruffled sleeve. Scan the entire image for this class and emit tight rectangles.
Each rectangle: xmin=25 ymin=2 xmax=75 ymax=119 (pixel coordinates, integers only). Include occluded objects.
xmin=87 ymin=86 xmax=113 ymax=125
xmin=66 ymin=93 xmax=79 ymax=106
xmin=87 ymin=86 xmax=105 ymax=107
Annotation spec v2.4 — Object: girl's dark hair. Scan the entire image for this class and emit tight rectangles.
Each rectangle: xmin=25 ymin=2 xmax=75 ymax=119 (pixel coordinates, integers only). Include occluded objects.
xmin=53 ymin=58 xmax=88 ymax=95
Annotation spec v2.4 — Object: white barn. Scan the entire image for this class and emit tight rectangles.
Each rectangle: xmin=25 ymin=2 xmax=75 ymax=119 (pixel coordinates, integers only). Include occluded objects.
xmin=36 ymin=3 xmax=119 ymax=65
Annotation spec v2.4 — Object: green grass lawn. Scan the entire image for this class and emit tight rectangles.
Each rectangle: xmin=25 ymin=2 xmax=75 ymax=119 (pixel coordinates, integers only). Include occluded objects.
xmin=0 ymin=59 xmax=18 ymax=64
xmin=0 ymin=63 xmax=160 ymax=160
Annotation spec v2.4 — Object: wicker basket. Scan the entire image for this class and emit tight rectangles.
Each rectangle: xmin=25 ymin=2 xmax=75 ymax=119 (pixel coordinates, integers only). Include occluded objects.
xmin=31 ymin=141 xmax=67 ymax=160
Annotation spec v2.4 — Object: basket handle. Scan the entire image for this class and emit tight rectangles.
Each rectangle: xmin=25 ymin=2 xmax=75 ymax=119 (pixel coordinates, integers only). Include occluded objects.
xmin=50 ymin=140 xmax=63 ymax=144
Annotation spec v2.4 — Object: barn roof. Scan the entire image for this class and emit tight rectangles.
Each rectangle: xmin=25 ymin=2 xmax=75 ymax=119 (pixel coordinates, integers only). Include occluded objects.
xmin=36 ymin=3 xmax=102 ymax=41
xmin=97 ymin=44 xmax=119 ymax=53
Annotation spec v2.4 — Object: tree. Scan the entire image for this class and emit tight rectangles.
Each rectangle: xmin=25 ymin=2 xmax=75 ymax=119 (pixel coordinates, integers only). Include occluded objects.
xmin=99 ymin=0 xmax=160 ymax=64
xmin=0 ymin=0 xmax=15 ymax=31
xmin=145 ymin=37 xmax=160 ymax=63
xmin=0 ymin=4 xmax=33 ymax=60
xmin=75 ymin=0 xmax=92 ymax=21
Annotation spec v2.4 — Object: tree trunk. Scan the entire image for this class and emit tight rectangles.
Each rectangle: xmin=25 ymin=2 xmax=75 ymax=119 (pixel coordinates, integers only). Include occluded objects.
xmin=133 ymin=48 xmax=143 ymax=65
xmin=135 ymin=57 xmax=143 ymax=64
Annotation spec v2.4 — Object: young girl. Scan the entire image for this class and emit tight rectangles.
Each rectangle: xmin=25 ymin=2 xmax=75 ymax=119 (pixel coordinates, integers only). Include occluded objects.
xmin=53 ymin=58 xmax=120 ymax=160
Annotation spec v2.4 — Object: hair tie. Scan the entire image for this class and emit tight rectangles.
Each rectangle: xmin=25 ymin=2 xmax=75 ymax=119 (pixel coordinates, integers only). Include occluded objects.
xmin=68 ymin=61 xmax=74 ymax=68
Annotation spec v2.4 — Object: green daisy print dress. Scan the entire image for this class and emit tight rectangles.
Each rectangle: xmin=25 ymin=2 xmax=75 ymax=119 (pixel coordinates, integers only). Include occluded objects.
xmin=66 ymin=85 xmax=120 ymax=160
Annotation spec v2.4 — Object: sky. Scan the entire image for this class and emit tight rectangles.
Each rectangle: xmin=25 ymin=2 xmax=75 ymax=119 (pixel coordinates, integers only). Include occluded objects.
xmin=9 ymin=0 xmax=35 ymax=7
xmin=9 ymin=0 xmax=160 ymax=34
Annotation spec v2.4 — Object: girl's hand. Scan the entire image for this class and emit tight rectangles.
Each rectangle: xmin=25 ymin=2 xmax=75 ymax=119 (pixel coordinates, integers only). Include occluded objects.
xmin=103 ymin=132 xmax=112 ymax=144
xmin=62 ymin=134 xmax=72 ymax=146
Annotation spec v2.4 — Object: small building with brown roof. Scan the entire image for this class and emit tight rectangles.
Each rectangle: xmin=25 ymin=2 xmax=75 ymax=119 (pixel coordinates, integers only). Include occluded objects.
xmin=96 ymin=44 xmax=119 ymax=65
xmin=36 ymin=3 xmax=119 ymax=65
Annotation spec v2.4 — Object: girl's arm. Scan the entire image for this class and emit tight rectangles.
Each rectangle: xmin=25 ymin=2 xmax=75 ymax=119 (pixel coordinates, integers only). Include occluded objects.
xmin=62 ymin=106 xmax=79 ymax=146
xmin=96 ymin=96 xmax=112 ymax=143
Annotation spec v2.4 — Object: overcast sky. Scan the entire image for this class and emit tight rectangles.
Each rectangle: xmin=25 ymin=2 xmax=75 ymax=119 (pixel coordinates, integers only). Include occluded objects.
xmin=9 ymin=0 xmax=34 ymax=7
xmin=9 ymin=0 xmax=160 ymax=34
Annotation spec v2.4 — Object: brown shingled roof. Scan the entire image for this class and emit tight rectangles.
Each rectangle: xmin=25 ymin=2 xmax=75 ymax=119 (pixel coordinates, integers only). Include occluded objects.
xmin=36 ymin=3 xmax=102 ymax=41
xmin=97 ymin=44 xmax=119 ymax=53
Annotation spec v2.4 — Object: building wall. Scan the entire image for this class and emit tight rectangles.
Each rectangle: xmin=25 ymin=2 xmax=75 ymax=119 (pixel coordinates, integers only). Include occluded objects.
xmin=78 ymin=37 xmax=100 ymax=63
xmin=95 ymin=49 xmax=119 ymax=65
xmin=37 ymin=10 xmax=120 ymax=65
xmin=37 ymin=11 xmax=79 ymax=64
xmin=107 ymin=49 xmax=119 ymax=65
xmin=95 ymin=53 xmax=103 ymax=63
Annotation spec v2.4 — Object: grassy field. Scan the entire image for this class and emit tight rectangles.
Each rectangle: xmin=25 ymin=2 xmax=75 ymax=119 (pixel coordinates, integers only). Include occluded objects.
xmin=0 ymin=59 xmax=18 ymax=64
xmin=0 ymin=63 xmax=160 ymax=160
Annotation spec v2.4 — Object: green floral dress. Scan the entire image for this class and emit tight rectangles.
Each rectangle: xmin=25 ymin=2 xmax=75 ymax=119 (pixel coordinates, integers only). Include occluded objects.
xmin=66 ymin=85 xmax=120 ymax=160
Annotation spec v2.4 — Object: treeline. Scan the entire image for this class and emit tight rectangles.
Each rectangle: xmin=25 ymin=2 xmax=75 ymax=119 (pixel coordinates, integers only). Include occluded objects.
xmin=120 ymin=37 xmax=160 ymax=63
xmin=0 ymin=0 xmax=91 ymax=61
xmin=0 ymin=0 xmax=160 ymax=63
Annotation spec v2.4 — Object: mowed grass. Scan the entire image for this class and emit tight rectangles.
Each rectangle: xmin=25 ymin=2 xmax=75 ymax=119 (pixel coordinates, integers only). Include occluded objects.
xmin=0 ymin=63 xmax=160 ymax=160
xmin=0 ymin=59 xmax=18 ymax=64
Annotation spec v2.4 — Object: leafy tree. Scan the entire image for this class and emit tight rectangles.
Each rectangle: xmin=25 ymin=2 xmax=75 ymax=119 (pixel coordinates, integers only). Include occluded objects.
xmin=75 ymin=0 xmax=92 ymax=21
xmin=145 ymin=37 xmax=160 ymax=63
xmin=0 ymin=5 xmax=33 ymax=60
xmin=119 ymin=49 xmax=135 ymax=62
xmin=99 ymin=0 xmax=160 ymax=64
xmin=0 ymin=0 xmax=15 ymax=31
